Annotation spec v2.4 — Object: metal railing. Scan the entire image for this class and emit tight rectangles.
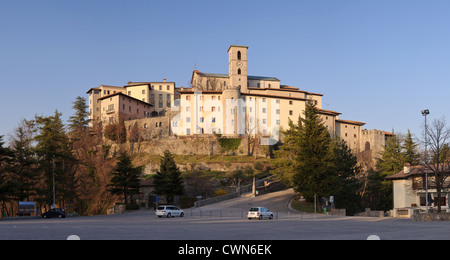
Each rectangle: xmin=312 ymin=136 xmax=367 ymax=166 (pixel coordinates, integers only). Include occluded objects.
xmin=194 ymin=176 xmax=275 ymax=208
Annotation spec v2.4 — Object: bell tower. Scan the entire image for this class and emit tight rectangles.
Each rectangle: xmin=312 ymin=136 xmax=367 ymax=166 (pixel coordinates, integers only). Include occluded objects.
xmin=228 ymin=45 xmax=248 ymax=93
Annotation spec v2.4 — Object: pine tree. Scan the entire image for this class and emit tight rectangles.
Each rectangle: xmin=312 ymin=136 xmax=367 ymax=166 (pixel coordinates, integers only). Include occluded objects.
xmin=107 ymin=151 xmax=143 ymax=204
xmin=68 ymin=96 xmax=90 ymax=133
xmin=330 ymin=137 xmax=361 ymax=215
xmin=9 ymin=120 xmax=39 ymax=201
xmin=378 ymin=130 xmax=405 ymax=176
xmin=293 ymin=100 xmax=334 ymax=200
xmin=368 ymin=130 xmax=404 ymax=211
xmin=32 ymin=111 xmax=76 ymax=206
xmin=0 ymin=135 xmax=14 ymax=216
xmin=154 ymin=150 xmax=184 ymax=203
xmin=272 ymin=117 xmax=302 ymax=186
xmin=402 ymin=130 xmax=419 ymax=166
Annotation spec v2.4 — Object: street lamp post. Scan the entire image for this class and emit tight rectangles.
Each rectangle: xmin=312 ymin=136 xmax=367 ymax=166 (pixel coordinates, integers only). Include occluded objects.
xmin=422 ymin=109 xmax=430 ymax=213
xmin=52 ymin=155 xmax=56 ymax=209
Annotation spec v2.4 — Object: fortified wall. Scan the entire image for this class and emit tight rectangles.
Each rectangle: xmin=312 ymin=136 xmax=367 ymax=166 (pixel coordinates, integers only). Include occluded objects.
xmin=358 ymin=129 xmax=388 ymax=170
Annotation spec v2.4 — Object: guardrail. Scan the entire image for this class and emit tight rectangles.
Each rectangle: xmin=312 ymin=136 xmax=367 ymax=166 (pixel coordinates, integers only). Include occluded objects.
xmin=194 ymin=176 xmax=275 ymax=208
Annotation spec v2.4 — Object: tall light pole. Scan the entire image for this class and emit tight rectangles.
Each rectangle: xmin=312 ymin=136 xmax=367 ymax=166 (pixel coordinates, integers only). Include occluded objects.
xmin=422 ymin=109 xmax=430 ymax=213
xmin=52 ymin=155 xmax=56 ymax=209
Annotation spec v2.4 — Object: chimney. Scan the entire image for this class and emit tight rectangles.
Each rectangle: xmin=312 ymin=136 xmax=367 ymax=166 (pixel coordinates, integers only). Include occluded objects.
xmin=404 ymin=163 xmax=411 ymax=174
xmin=163 ymin=79 xmax=167 ymax=82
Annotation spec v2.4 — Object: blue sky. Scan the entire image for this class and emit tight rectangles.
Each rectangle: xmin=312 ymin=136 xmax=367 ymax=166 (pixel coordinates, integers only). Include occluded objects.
xmin=1 ymin=0 xmax=450 ymax=141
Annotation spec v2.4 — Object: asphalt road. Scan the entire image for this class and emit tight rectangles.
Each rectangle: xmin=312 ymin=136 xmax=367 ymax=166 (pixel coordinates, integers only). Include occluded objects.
xmin=2 ymin=189 xmax=450 ymax=240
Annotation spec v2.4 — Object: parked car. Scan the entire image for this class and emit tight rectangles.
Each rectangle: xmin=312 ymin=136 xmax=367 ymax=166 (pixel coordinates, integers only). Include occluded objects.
xmin=42 ymin=208 xmax=66 ymax=219
xmin=156 ymin=205 xmax=184 ymax=218
xmin=248 ymin=207 xmax=273 ymax=220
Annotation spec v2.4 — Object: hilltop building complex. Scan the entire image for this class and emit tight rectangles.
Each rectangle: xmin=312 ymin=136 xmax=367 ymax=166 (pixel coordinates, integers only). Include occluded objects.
xmin=87 ymin=45 xmax=391 ymax=169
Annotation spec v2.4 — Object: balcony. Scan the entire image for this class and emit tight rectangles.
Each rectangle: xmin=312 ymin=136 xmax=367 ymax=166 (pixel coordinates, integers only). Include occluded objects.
xmin=106 ymin=109 xmax=115 ymax=114
xmin=413 ymin=179 xmax=450 ymax=190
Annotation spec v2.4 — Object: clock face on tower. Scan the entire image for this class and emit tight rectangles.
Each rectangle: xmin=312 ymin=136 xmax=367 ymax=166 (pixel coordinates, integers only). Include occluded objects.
xmin=236 ymin=61 xmax=243 ymax=67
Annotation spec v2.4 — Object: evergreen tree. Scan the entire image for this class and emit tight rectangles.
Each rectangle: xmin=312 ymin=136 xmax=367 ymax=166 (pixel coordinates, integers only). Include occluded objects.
xmin=366 ymin=131 xmax=404 ymax=211
xmin=32 ymin=111 xmax=76 ymax=206
xmin=272 ymin=117 xmax=302 ymax=186
xmin=403 ymin=130 xmax=419 ymax=166
xmin=107 ymin=151 xmax=143 ymax=204
xmin=378 ymin=130 xmax=405 ymax=176
xmin=293 ymin=100 xmax=334 ymax=200
xmin=68 ymin=96 xmax=90 ymax=133
xmin=154 ymin=150 xmax=184 ymax=203
xmin=330 ymin=137 xmax=361 ymax=215
xmin=9 ymin=120 xmax=39 ymax=201
xmin=0 ymin=135 xmax=14 ymax=216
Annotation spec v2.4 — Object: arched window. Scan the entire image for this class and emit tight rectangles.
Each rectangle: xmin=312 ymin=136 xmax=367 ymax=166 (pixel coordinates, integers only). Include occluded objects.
xmin=237 ymin=51 xmax=241 ymax=60
xmin=365 ymin=141 xmax=371 ymax=151
xmin=238 ymin=69 xmax=241 ymax=75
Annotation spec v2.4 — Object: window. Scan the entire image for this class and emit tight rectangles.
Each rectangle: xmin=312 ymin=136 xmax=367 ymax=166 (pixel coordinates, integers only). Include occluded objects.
xmin=159 ymin=85 xmax=162 ymax=90
xmin=142 ymin=90 xmax=145 ymax=94
xmin=289 ymin=101 xmax=293 ymax=105
xmin=238 ymin=69 xmax=241 ymax=75
xmin=200 ymin=117 xmax=204 ymax=123
xmin=237 ymin=51 xmax=241 ymax=60
xmin=186 ymin=128 xmax=191 ymax=135
xmin=365 ymin=142 xmax=371 ymax=151
xmin=167 ymin=85 xmax=170 ymax=90
xmin=262 ymin=108 xmax=266 ymax=113
xmin=212 ymin=117 xmax=216 ymax=123
xmin=289 ymin=110 xmax=293 ymax=116
xmin=186 ymin=117 xmax=191 ymax=123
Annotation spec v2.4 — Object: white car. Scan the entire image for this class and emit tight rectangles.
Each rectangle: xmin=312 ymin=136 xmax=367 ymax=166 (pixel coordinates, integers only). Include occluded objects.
xmin=247 ymin=207 xmax=274 ymax=220
xmin=156 ymin=205 xmax=184 ymax=218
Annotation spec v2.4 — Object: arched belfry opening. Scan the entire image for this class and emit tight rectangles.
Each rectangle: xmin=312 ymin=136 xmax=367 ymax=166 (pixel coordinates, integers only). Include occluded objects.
xmin=237 ymin=51 xmax=241 ymax=60
xmin=238 ymin=69 xmax=241 ymax=75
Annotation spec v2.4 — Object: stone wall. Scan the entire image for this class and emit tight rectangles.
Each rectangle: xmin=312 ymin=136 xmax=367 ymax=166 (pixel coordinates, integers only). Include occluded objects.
xmin=412 ymin=212 xmax=450 ymax=221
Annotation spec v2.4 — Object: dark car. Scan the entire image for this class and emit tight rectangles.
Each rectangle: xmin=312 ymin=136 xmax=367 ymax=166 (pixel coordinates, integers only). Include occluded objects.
xmin=42 ymin=208 xmax=66 ymax=219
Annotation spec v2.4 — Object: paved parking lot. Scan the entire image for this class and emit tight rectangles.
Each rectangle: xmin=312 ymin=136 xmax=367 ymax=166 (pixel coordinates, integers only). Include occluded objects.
xmin=2 ymin=210 xmax=450 ymax=240
xmin=2 ymin=189 xmax=450 ymax=240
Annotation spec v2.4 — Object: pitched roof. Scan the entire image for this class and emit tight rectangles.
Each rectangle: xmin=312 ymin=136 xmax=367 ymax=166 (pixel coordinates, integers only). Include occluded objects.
xmin=336 ymin=119 xmax=366 ymax=126
xmin=192 ymin=70 xmax=280 ymax=81
xmin=98 ymin=92 xmax=154 ymax=106
xmin=386 ymin=165 xmax=426 ymax=180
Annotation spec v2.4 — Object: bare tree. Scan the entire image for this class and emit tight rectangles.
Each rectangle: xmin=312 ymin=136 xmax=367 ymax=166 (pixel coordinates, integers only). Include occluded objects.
xmin=424 ymin=117 xmax=450 ymax=213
